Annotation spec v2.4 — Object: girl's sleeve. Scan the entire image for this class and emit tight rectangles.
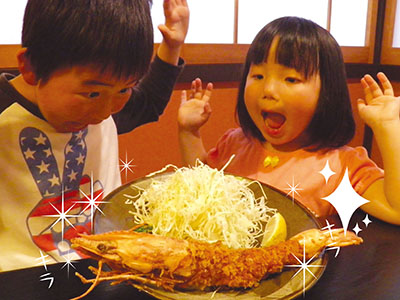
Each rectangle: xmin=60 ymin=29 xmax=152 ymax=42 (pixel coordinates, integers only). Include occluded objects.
xmin=206 ymin=128 xmax=240 ymax=169
xmin=113 ymin=55 xmax=184 ymax=134
xmin=347 ymin=146 xmax=384 ymax=195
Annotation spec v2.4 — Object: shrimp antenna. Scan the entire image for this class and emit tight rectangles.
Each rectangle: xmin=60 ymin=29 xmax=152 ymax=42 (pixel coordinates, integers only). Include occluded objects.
xmin=71 ymin=260 xmax=103 ymax=300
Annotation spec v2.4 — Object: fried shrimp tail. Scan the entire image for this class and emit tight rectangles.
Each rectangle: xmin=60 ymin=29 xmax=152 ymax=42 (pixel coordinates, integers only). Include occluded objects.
xmin=70 ymin=228 xmax=362 ymax=299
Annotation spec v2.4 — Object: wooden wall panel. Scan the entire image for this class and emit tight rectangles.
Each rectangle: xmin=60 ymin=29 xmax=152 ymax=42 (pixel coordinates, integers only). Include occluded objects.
xmin=0 ymin=45 xmax=20 ymax=69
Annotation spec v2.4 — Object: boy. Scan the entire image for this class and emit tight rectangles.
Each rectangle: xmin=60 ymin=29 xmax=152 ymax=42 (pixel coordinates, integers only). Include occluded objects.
xmin=0 ymin=0 xmax=188 ymax=271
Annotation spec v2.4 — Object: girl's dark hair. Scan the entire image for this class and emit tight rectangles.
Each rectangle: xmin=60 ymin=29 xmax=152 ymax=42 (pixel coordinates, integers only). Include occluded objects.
xmin=22 ymin=0 xmax=154 ymax=82
xmin=236 ymin=16 xmax=355 ymax=150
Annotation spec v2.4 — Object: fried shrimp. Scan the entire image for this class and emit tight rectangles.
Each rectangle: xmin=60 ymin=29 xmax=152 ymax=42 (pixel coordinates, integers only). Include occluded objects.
xmin=70 ymin=228 xmax=362 ymax=299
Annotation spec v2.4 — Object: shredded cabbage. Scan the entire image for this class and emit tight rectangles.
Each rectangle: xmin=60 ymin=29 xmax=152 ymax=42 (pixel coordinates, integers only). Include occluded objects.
xmin=128 ymin=160 xmax=275 ymax=249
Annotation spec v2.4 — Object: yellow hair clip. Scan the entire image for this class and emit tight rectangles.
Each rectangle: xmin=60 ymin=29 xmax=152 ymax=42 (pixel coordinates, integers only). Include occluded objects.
xmin=263 ymin=155 xmax=279 ymax=168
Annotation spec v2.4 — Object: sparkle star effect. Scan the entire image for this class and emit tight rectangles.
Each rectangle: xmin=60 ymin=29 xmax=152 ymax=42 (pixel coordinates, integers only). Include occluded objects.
xmin=43 ymin=188 xmax=81 ymax=240
xmin=322 ymin=168 xmax=369 ymax=235
xmin=353 ymin=223 xmax=362 ymax=235
xmin=61 ymin=252 xmax=78 ymax=278
xmin=319 ymin=160 xmax=336 ymax=183
xmin=119 ymin=151 xmax=136 ymax=182
xmin=284 ymin=177 xmax=303 ymax=202
xmin=75 ymin=173 xmax=108 ymax=232
xmin=363 ymin=214 xmax=372 ymax=227
xmin=285 ymin=238 xmax=325 ymax=297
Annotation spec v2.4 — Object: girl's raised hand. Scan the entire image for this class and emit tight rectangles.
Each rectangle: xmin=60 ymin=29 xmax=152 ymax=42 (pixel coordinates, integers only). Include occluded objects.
xmin=158 ymin=0 xmax=190 ymax=49
xmin=358 ymin=72 xmax=400 ymax=131
xmin=178 ymin=78 xmax=213 ymax=133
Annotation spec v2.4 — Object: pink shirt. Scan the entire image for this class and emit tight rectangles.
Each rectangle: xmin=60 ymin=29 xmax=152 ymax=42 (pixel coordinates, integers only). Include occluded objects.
xmin=207 ymin=128 xmax=384 ymax=218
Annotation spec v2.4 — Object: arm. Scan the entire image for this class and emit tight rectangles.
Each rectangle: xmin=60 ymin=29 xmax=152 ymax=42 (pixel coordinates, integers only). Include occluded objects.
xmin=113 ymin=0 xmax=188 ymax=133
xmin=157 ymin=0 xmax=189 ymax=66
xmin=178 ymin=78 xmax=213 ymax=165
xmin=114 ymin=56 xmax=183 ymax=134
xmin=358 ymin=72 xmax=400 ymax=224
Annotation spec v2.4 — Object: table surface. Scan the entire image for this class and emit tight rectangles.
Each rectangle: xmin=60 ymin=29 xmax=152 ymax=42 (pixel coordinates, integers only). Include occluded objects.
xmin=1 ymin=209 xmax=399 ymax=300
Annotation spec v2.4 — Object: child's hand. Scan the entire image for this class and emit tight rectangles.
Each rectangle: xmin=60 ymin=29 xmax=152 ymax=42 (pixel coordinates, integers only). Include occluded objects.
xmin=358 ymin=72 xmax=400 ymax=131
xmin=158 ymin=0 xmax=189 ymax=49
xmin=178 ymin=78 xmax=213 ymax=132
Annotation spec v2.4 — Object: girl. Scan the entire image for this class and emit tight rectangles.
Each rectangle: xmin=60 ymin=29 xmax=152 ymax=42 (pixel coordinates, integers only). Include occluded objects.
xmin=178 ymin=17 xmax=400 ymax=224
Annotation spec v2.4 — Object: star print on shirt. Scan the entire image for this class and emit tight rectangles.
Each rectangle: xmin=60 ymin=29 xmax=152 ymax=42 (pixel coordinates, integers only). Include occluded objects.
xmin=24 ymin=148 xmax=36 ymax=159
xmin=19 ymin=127 xmax=104 ymax=259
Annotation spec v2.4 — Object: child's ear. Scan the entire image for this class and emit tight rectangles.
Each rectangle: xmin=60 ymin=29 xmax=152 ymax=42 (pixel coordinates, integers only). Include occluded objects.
xmin=16 ymin=48 xmax=37 ymax=85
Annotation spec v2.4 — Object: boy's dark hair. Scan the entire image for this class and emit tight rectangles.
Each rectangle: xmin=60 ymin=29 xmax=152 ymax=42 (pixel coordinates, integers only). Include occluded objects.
xmin=236 ymin=16 xmax=355 ymax=150
xmin=22 ymin=0 xmax=154 ymax=82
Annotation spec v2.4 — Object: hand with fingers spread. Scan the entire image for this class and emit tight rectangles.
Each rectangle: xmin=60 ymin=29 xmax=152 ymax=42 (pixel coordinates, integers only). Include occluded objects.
xmin=358 ymin=72 xmax=400 ymax=131
xmin=158 ymin=0 xmax=189 ymax=49
xmin=157 ymin=0 xmax=189 ymax=65
xmin=178 ymin=78 xmax=213 ymax=166
xmin=356 ymin=72 xmax=400 ymax=223
xmin=178 ymin=78 xmax=213 ymax=133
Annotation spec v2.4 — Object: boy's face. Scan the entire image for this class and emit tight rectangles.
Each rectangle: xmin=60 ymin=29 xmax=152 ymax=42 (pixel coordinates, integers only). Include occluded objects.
xmin=34 ymin=65 xmax=137 ymax=132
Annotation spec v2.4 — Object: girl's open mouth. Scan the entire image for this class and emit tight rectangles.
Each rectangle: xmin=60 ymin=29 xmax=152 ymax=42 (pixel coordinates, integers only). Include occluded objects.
xmin=262 ymin=111 xmax=286 ymax=130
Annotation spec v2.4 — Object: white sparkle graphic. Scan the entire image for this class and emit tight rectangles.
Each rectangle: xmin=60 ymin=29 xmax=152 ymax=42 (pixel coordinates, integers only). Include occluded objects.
xmin=61 ymin=252 xmax=78 ymax=278
xmin=320 ymin=221 xmax=342 ymax=257
xmin=36 ymin=251 xmax=55 ymax=289
xmin=75 ymin=174 xmax=107 ymax=232
xmin=43 ymin=188 xmax=81 ymax=240
xmin=322 ymin=168 xmax=369 ymax=235
xmin=326 ymin=245 xmax=341 ymax=258
xmin=40 ymin=273 xmax=54 ymax=289
xmin=35 ymin=250 xmax=51 ymax=271
xmin=119 ymin=151 xmax=136 ymax=182
xmin=284 ymin=177 xmax=303 ymax=202
xmin=353 ymin=223 xmax=362 ymax=235
xmin=321 ymin=220 xmax=335 ymax=238
xmin=362 ymin=214 xmax=372 ymax=227
xmin=319 ymin=160 xmax=336 ymax=183
xmin=285 ymin=238 xmax=325 ymax=297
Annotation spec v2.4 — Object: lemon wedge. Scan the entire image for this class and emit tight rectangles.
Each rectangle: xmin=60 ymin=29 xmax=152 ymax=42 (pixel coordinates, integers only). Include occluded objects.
xmin=261 ymin=212 xmax=287 ymax=247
